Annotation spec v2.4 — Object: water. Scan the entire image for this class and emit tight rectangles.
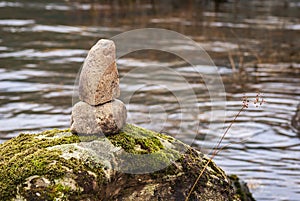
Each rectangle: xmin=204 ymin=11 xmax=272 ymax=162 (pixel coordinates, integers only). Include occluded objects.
xmin=0 ymin=1 xmax=300 ymax=200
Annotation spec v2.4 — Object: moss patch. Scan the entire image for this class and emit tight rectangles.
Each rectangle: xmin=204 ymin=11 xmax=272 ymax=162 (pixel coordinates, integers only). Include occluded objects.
xmin=0 ymin=124 xmax=182 ymax=200
xmin=107 ymin=124 xmax=183 ymax=174
xmin=229 ymin=175 xmax=256 ymax=201
xmin=108 ymin=124 xmax=165 ymax=154
xmin=0 ymin=129 xmax=105 ymax=201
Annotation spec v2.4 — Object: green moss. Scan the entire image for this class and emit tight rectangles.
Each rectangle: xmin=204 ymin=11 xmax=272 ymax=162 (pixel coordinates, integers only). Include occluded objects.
xmin=0 ymin=124 xmax=182 ymax=200
xmin=105 ymin=124 xmax=182 ymax=174
xmin=53 ymin=183 xmax=72 ymax=193
xmin=108 ymin=124 xmax=165 ymax=154
xmin=0 ymin=129 xmax=105 ymax=201
xmin=229 ymin=174 xmax=256 ymax=201
xmin=22 ymin=183 xmax=73 ymax=200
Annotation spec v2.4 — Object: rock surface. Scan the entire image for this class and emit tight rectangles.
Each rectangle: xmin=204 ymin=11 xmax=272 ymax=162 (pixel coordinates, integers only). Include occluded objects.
xmin=71 ymin=100 xmax=127 ymax=135
xmin=79 ymin=39 xmax=120 ymax=106
xmin=0 ymin=124 xmax=255 ymax=201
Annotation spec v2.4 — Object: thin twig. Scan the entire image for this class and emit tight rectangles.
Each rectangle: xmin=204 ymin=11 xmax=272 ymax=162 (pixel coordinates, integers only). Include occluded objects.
xmin=185 ymin=105 xmax=246 ymax=201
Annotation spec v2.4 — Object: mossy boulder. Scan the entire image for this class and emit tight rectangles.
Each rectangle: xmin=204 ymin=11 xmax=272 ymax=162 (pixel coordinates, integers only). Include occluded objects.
xmin=0 ymin=124 xmax=254 ymax=201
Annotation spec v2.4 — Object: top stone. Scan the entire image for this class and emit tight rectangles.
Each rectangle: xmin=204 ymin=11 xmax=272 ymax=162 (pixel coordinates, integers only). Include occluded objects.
xmin=79 ymin=39 xmax=120 ymax=105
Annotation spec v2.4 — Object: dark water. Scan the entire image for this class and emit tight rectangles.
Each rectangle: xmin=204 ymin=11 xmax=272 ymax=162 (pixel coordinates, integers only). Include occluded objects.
xmin=0 ymin=1 xmax=300 ymax=200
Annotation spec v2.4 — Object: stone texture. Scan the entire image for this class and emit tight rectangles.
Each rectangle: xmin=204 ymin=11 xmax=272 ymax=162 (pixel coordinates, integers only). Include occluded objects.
xmin=79 ymin=39 xmax=120 ymax=106
xmin=71 ymin=99 xmax=127 ymax=135
xmin=0 ymin=125 xmax=255 ymax=201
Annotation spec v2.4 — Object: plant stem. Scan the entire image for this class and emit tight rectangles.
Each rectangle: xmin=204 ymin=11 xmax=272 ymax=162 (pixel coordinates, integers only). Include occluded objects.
xmin=185 ymin=105 xmax=246 ymax=201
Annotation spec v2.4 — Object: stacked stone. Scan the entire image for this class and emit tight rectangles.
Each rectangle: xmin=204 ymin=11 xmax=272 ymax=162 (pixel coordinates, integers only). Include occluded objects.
xmin=71 ymin=39 xmax=127 ymax=135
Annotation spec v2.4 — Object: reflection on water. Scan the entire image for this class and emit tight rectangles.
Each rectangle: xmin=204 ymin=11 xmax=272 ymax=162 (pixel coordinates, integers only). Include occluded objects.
xmin=0 ymin=1 xmax=300 ymax=200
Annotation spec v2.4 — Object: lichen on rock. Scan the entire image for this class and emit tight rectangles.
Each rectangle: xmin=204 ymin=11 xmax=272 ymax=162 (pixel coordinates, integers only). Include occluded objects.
xmin=0 ymin=124 xmax=255 ymax=201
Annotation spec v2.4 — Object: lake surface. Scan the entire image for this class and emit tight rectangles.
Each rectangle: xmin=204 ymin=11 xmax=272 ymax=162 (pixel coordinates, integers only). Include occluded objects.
xmin=0 ymin=0 xmax=300 ymax=200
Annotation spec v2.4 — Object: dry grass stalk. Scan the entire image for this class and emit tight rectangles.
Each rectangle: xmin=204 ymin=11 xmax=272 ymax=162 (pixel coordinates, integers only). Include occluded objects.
xmin=185 ymin=94 xmax=264 ymax=201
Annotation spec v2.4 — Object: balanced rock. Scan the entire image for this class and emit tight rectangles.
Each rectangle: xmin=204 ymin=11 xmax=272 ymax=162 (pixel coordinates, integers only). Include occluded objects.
xmin=71 ymin=99 xmax=127 ymax=135
xmin=79 ymin=39 xmax=120 ymax=106
xmin=72 ymin=39 xmax=127 ymax=135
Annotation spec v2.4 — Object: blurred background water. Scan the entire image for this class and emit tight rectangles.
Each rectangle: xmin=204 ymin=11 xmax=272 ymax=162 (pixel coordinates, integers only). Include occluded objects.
xmin=0 ymin=0 xmax=300 ymax=200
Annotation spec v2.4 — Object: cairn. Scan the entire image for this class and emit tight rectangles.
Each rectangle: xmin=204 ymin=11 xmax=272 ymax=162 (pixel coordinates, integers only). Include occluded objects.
xmin=71 ymin=39 xmax=127 ymax=135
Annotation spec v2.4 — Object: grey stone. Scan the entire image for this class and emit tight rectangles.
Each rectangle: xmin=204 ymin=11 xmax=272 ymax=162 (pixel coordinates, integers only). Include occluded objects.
xmin=79 ymin=39 xmax=120 ymax=106
xmin=71 ymin=99 xmax=127 ymax=135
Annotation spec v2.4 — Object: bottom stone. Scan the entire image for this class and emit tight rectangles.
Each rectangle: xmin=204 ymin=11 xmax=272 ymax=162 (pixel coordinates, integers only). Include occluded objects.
xmin=71 ymin=99 xmax=127 ymax=135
